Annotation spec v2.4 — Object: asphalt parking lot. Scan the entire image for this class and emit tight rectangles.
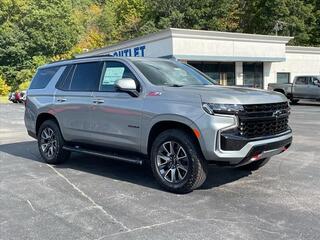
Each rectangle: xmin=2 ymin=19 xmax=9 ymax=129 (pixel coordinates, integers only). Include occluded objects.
xmin=0 ymin=102 xmax=320 ymax=240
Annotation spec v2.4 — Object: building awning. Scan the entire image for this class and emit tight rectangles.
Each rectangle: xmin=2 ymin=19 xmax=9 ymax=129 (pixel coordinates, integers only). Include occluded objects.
xmin=172 ymin=55 xmax=286 ymax=62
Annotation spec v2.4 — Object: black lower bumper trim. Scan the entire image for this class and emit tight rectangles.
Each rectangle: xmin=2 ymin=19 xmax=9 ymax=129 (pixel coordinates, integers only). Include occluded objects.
xmin=236 ymin=136 xmax=292 ymax=166
xmin=221 ymin=129 xmax=292 ymax=151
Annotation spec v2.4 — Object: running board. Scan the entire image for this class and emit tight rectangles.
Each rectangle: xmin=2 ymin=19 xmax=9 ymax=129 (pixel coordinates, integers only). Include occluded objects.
xmin=62 ymin=146 xmax=144 ymax=165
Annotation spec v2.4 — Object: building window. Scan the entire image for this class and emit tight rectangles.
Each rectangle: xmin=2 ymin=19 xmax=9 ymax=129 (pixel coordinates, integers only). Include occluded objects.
xmin=277 ymin=73 xmax=290 ymax=84
xmin=187 ymin=62 xmax=235 ymax=86
xmin=243 ymin=62 xmax=264 ymax=89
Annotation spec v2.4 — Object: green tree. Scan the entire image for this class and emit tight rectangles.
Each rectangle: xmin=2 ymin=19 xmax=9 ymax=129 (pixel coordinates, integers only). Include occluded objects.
xmin=141 ymin=0 xmax=240 ymax=32
xmin=239 ymin=0 xmax=316 ymax=45
xmin=0 ymin=0 xmax=80 ymax=89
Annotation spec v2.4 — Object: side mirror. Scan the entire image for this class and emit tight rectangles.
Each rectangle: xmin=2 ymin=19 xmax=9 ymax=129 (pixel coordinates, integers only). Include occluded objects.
xmin=115 ymin=78 xmax=139 ymax=97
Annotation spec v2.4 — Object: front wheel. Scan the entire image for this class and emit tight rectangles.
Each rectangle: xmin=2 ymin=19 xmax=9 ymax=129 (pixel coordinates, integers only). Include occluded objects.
xmin=38 ymin=120 xmax=70 ymax=164
xmin=237 ymin=158 xmax=270 ymax=171
xmin=150 ymin=129 xmax=208 ymax=193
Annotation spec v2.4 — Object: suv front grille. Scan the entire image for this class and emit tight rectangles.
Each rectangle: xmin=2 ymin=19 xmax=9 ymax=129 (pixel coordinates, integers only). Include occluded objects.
xmin=238 ymin=102 xmax=290 ymax=138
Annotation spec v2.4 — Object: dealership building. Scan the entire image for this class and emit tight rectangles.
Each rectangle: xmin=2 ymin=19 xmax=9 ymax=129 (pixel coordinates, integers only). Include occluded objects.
xmin=76 ymin=28 xmax=320 ymax=89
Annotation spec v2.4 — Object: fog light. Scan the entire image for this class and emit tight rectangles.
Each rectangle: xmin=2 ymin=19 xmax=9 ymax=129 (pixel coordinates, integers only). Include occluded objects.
xmin=250 ymin=154 xmax=261 ymax=161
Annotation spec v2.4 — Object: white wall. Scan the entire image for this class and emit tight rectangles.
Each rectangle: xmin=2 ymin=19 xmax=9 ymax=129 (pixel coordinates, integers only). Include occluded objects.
xmin=172 ymin=37 xmax=287 ymax=60
xmin=267 ymin=51 xmax=320 ymax=84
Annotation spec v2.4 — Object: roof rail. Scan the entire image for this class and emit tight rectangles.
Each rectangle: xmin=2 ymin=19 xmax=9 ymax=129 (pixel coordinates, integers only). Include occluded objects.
xmin=76 ymin=53 xmax=114 ymax=60
xmin=47 ymin=53 xmax=114 ymax=65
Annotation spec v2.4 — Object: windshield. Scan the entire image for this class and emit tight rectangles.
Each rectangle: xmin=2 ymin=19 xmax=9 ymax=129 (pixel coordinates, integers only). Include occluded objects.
xmin=132 ymin=59 xmax=217 ymax=86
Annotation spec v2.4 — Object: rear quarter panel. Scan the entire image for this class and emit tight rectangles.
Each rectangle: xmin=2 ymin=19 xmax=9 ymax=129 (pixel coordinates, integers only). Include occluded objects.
xmin=24 ymin=67 xmax=65 ymax=135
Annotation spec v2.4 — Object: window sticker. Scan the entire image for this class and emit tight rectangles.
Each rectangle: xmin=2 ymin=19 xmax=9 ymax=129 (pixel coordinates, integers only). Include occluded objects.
xmin=102 ymin=67 xmax=125 ymax=85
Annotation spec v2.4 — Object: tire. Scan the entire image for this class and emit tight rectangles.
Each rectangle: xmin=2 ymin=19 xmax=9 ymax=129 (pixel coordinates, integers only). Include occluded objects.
xmin=37 ymin=120 xmax=70 ymax=164
xmin=238 ymin=158 xmax=270 ymax=171
xmin=150 ymin=129 xmax=208 ymax=193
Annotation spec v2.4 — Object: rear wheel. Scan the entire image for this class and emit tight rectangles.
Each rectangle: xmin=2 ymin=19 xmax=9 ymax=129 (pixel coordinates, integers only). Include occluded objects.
xmin=238 ymin=158 xmax=270 ymax=171
xmin=38 ymin=120 xmax=70 ymax=164
xmin=150 ymin=129 xmax=207 ymax=193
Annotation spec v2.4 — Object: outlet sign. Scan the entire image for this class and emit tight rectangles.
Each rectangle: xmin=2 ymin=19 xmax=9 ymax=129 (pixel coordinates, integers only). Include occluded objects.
xmin=112 ymin=45 xmax=146 ymax=57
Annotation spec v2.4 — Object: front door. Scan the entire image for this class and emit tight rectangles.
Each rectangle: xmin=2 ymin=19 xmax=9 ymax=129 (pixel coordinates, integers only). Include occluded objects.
xmin=90 ymin=61 xmax=143 ymax=152
xmin=309 ymin=77 xmax=320 ymax=99
xmin=293 ymin=77 xmax=309 ymax=98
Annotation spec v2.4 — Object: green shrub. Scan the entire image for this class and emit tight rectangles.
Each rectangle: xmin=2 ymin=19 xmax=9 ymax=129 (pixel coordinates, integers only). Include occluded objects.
xmin=19 ymin=80 xmax=31 ymax=91
xmin=0 ymin=76 xmax=11 ymax=96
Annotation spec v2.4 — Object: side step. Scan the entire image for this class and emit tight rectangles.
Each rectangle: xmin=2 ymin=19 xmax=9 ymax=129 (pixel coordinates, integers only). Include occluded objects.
xmin=62 ymin=146 xmax=144 ymax=165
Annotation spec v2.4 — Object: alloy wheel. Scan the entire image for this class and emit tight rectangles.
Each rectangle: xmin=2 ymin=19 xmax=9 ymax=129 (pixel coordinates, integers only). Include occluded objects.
xmin=156 ymin=141 xmax=189 ymax=183
xmin=40 ymin=127 xmax=57 ymax=159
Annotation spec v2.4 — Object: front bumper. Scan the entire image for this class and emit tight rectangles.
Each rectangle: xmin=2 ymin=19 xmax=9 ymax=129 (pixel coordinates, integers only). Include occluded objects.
xmin=192 ymin=113 xmax=292 ymax=165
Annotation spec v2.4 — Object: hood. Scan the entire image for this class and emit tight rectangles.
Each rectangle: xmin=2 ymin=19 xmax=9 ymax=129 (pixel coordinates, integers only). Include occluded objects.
xmin=162 ymin=85 xmax=287 ymax=105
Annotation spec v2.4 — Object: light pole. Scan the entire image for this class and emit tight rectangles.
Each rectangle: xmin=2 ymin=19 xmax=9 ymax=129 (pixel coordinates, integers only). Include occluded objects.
xmin=273 ymin=20 xmax=287 ymax=36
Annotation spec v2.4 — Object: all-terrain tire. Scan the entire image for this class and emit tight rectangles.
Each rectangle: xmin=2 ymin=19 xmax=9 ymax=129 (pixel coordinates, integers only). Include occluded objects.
xmin=38 ymin=120 xmax=70 ymax=164
xmin=150 ymin=129 xmax=208 ymax=193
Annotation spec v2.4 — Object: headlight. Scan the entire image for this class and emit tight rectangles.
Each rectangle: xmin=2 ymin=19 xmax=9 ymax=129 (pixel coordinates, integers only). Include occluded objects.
xmin=202 ymin=103 xmax=244 ymax=115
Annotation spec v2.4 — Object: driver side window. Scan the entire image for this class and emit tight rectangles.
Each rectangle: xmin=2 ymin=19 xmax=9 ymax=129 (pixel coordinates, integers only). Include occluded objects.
xmin=99 ymin=61 xmax=138 ymax=92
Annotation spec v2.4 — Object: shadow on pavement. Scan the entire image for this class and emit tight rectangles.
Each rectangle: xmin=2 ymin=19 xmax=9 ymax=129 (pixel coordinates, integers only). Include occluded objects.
xmin=0 ymin=141 xmax=251 ymax=192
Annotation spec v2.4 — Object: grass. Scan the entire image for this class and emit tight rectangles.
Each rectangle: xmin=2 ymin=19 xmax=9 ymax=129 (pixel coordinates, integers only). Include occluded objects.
xmin=0 ymin=95 xmax=9 ymax=104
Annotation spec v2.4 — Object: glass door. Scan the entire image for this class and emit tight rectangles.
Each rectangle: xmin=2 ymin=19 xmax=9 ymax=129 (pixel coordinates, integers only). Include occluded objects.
xmin=243 ymin=62 xmax=264 ymax=88
xmin=188 ymin=62 xmax=235 ymax=86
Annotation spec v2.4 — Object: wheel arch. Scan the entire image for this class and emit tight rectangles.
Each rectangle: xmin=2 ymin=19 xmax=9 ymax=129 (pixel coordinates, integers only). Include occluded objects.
xmin=146 ymin=120 xmax=201 ymax=157
xmin=273 ymin=89 xmax=286 ymax=95
xmin=36 ymin=113 xmax=59 ymax=136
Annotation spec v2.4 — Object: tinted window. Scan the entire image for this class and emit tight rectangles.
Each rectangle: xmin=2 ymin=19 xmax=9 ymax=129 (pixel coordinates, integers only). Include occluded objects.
xmin=295 ymin=77 xmax=308 ymax=85
xmin=56 ymin=65 xmax=74 ymax=90
xmin=277 ymin=72 xmax=290 ymax=84
xmin=99 ymin=61 xmax=138 ymax=92
xmin=132 ymin=60 xmax=214 ymax=86
xmin=29 ymin=67 xmax=60 ymax=89
xmin=70 ymin=62 xmax=103 ymax=91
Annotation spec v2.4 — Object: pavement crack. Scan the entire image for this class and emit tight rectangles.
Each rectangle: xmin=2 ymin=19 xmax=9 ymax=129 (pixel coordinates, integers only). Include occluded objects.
xmin=26 ymin=199 xmax=36 ymax=211
xmin=47 ymin=164 xmax=130 ymax=232
xmin=97 ymin=218 xmax=188 ymax=239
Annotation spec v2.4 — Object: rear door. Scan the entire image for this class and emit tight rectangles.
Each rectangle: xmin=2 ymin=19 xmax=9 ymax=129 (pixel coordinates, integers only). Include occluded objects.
xmin=90 ymin=61 xmax=144 ymax=152
xmin=293 ymin=77 xmax=309 ymax=98
xmin=54 ymin=61 xmax=103 ymax=142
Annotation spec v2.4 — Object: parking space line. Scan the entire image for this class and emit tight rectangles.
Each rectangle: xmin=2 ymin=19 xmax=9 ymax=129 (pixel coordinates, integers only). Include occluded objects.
xmin=46 ymin=164 xmax=130 ymax=232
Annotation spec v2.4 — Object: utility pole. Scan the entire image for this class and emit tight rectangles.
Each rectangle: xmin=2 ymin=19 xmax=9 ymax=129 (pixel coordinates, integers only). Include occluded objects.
xmin=274 ymin=20 xmax=287 ymax=36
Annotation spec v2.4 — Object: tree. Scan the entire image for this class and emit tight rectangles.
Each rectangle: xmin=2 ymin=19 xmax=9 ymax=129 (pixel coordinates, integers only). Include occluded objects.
xmin=141 ymin=0 xmax=240 ymax=32
xmin=0 ymin=0 xmax=80 ymax=89
xmin=239 ymin=0 xmax=316 ymax=45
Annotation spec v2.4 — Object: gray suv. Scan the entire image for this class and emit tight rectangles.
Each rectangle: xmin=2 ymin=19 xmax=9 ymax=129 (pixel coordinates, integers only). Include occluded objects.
xmin=25 ymin=57 xmax=292 ymax=193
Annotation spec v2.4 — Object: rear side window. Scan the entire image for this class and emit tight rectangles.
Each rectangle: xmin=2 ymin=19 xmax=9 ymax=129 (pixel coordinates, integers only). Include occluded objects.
xmin=56 ymin=65 xmax=74 ymax=90
xmin=29 ymin=67 xmax=60 ymax=89
xmin=70 ymin=62 xmax=103 ymax=91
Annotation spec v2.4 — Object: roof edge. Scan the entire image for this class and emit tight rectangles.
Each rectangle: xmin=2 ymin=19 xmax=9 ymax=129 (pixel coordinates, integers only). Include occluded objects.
xmin=76 ymin=28 xmax=294 ymax=58
xmin=286 ymin=45 xmax=320 ymax=54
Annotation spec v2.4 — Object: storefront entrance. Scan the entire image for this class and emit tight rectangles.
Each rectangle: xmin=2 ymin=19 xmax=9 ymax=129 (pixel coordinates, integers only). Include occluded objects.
xmin=188 ymin=62 xmax=235 ymax=86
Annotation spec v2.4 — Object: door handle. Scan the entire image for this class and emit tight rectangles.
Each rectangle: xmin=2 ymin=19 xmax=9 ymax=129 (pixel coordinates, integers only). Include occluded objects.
xmin=57 ymin=98 xmax=67 ymax=102
xmin=93 ymin=99 xmax=104 ymax=104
